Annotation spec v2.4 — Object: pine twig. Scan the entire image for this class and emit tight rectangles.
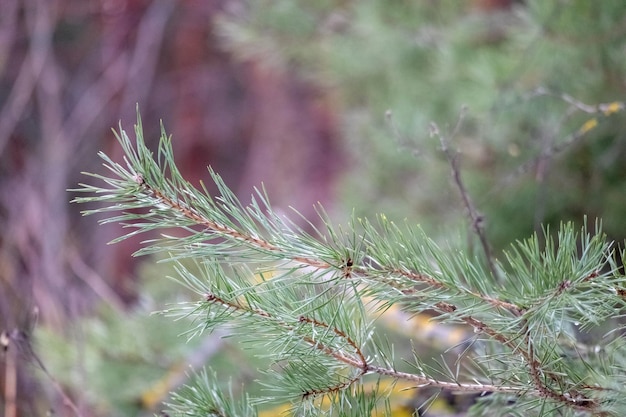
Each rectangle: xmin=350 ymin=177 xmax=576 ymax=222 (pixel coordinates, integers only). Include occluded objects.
xmin=127 ymin=163 xmax=522 ymax=317
xmin=203 ymin=291 xmax=525 ymax=398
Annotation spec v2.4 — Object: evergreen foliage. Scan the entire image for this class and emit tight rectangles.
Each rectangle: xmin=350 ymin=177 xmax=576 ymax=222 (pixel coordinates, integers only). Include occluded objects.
xmin=73 ymin=116 xmax=626 ymax=416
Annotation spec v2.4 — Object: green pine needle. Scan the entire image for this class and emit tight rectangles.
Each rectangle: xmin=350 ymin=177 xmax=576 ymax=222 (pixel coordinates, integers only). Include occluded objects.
xmin=73 ymin=113 xmax=626 ymax=416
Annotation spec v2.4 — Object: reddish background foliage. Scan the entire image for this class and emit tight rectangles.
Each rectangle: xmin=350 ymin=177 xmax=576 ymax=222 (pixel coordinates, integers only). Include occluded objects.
xmin=0 ymin=1 xmax=342 ymax=412
xmin=1 ymin=0 xmax=342 ymax=312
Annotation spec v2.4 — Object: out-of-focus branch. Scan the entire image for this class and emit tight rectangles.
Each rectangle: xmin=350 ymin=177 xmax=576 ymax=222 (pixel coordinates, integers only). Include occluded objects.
xmin=430 ymin=110 xmax=498 ymax=280
xmin=119 ymin=0 xmax=175 ymax=114
xmin=0 ymin=0 xmax=46 ymax=154
xmin=2 ymin=328 xmax=84 ymax=417
xmin=2 ymin=331 xmax=17 ymax=417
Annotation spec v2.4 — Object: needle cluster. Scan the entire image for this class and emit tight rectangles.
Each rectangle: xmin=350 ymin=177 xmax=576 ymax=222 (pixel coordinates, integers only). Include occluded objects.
xmin=73 ymin=114 xmax=626 ymax=417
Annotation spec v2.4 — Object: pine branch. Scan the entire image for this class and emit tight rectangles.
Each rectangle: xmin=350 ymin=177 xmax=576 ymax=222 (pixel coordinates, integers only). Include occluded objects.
xmin=73 ymin=114 xmax=626 ymax=416
xmin=203 ymin=286 xmax=520 ymax=397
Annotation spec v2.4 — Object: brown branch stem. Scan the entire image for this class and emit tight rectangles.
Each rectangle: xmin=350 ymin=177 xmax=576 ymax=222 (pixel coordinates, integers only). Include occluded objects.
xmin=436 ymin=302 xmax=597 ymax=412
xmin=298 ymin=316 xmax=367 ymax=367
xmin=392 ymin=268 xmax=522 ymax=316
xmin=140 ymin=180 xmax=330 ymax=269
xmin=430 ymin=117 xmax=498 ymax=281
xmin=3 ymin=329 xmax=84 ymax=417
xmin=203 ymin=293 xmax=538 ymax=401
xmin=368 ymin=365 xmax=520 ymax=394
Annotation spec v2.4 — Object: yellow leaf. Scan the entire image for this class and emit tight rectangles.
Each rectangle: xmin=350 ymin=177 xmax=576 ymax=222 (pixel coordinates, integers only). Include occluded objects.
xmin=601 ymin=101 xmax=624 ymax=116
xmin=578 ymin=118 xmax=598 ymax=135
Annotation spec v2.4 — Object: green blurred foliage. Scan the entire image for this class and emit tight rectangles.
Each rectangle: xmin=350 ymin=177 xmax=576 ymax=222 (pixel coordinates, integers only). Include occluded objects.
xmin=219 ymin=0 xmax=626 ymax=249
xmin=35 ymin=271 xmax=198 ymax=415
xmin=35 ymin=261 xmax=278 ymax=416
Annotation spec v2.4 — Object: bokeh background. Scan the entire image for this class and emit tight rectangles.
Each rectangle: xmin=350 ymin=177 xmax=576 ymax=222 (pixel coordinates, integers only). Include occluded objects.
xmin=2 ymin=0 xmax=626 ymax=416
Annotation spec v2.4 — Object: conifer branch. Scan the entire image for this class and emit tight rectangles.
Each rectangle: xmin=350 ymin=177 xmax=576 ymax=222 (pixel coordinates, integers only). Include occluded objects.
xmin=436 ymin=302 xmax=597 ymax=411
xmin=73 ymin=115 xmax=626 ymax=416
xmin=134 ymin=174 xmax=332 ymax=270
xmin=206 ymin=284 xmax=529 ymax=400
xmin=112 ymin=147 xmax=523 ymax=317
xmin=388 ymin=267 xmax=523 ymax=315
xmin=133 ymin=154 xmax=522 ymax=320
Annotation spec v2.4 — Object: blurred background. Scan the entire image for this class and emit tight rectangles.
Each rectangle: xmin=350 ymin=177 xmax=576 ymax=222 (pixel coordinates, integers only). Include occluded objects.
xmin=1 ymin=0 xmax=626 ymax=416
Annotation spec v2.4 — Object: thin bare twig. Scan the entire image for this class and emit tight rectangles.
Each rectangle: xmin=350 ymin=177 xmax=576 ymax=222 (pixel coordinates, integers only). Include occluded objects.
xmin=384 ymin=110 xmax=421 ymax=157
xmin=66 ymin=247 xmax=126 ymax=311
xmin=2 ymin=329 xmax=84 ymax=417
xmin=493 ymin=90 xmax=625 ymax=194
xmin=2 ymin=331 xmax=17 ymax=417
xmin=0 ymin=0 xmax=44 ymax=155
xmin=430 ymin=110 xmax=498 ymax=280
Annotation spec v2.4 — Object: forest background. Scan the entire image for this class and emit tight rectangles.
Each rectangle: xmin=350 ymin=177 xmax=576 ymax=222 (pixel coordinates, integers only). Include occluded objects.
xmin=1 ymin=0 xmax=626 ymax=416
